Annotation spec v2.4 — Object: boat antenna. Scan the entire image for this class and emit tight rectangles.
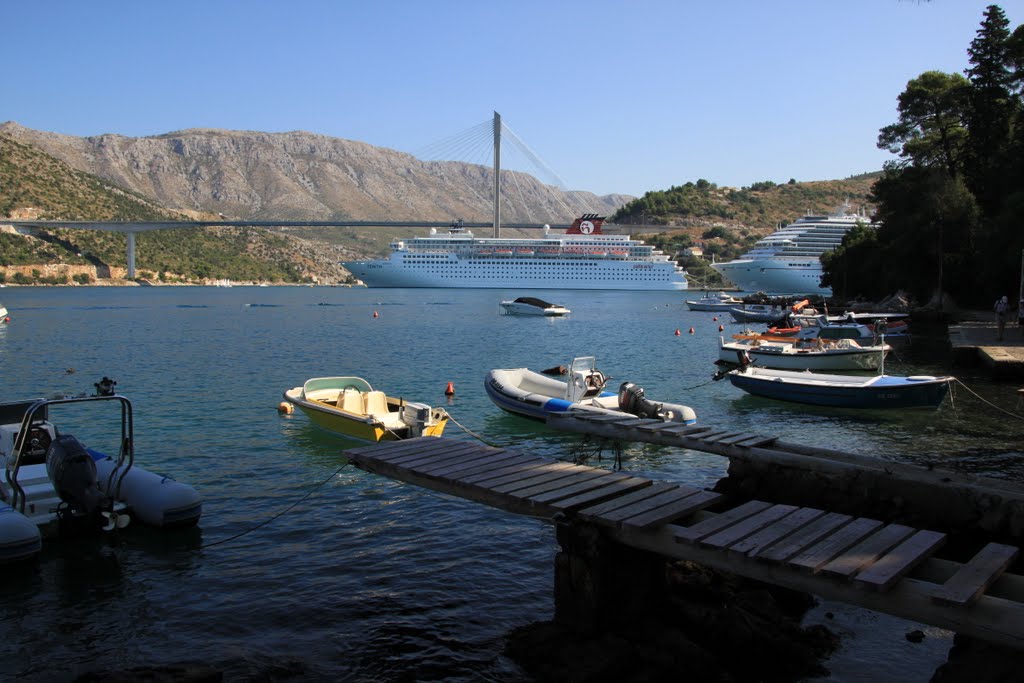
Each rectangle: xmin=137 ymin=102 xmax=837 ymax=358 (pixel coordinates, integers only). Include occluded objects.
xmin=493 ymin=111 xmax=501 ymax=238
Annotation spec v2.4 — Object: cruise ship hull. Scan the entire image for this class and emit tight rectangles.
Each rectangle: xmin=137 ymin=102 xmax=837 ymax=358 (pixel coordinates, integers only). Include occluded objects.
xmin=711 ymin=258 xmax=831 ymax=296
xmin=344 ymin=257 xmax=688 ymax=290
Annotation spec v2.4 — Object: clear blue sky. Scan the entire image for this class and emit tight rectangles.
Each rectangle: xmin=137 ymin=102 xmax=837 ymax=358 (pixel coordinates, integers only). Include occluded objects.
xmin=3 ymin=1 xmax=1022 ymax=197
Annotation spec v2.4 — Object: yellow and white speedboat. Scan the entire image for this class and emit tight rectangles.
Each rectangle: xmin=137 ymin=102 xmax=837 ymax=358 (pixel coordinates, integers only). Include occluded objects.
xmin=283 ymin=377 xmax=449 ymax=442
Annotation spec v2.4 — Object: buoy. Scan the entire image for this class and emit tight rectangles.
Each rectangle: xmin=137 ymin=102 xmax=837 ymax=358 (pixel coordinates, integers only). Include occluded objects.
xmin=712 ymin=316 xmax=718 ymax=322
xmin=373 ymin=311 xmax=379 ymax=318
xmin=278 ymin=401 xmax=293 ymax=414
xmin=719 ymin=324 xmax=724 ymax=332
xmin=688 ymin=327 xmax=695 ymax=334
xmin=674 ymin=328 xmax=681 ymax=336
xmin=444 ymin=382 xmax=455 ymax=396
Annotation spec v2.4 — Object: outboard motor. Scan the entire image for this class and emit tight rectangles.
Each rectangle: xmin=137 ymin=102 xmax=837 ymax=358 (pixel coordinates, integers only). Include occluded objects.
xmin=618 ymin=382 xmax=662 ymax=419
xmin=45 ymin=434 xmax=112 ymax=530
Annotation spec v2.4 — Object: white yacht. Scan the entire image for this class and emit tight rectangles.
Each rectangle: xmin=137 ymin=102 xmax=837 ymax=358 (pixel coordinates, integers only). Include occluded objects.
xmin=711 ymin=207 xmax=875 ymax=295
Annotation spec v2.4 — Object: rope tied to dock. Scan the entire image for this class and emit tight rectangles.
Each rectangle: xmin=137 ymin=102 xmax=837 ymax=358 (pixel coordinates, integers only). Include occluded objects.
xmin=445 ymin=412 xmax=503 ymax=447
xmin=952 ymin=378 xmax=1024 ymax=421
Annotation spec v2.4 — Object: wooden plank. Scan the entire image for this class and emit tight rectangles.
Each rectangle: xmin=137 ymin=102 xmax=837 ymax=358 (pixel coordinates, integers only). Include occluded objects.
xmin=541 ymin=476 xmax=652 ymax=511
xmin=459 ymin=459 xmax=562 ymax=485
xmin=576 ymin=481 xmax=676 ymax=520
xmin=659 ymin=424 xmax=714 ymax=436
xmin=715 ymin=432 xmax=762 ymax=446
xmin=386 ymin=442 xmax=487 ymax=468
xmin=622 ymin=490 xmax=724 ymax=530
xmin=753 ymin=512 xmax=853 ymax=563
xmin=819 ymin=524 xmax=917 ymax=579
xmin=701 ymin=431 xmax=750 ymax=444
xmin=788 ymin=517 xmax=885 ymax=573
xmin=395 ymin=444 xmax=506 ymax=471
xmin=732 ymin=435 xmax=779 ymax=448
xmin=692 ymin=429 xmax=730 ymax=441
xmin=728 ymin=507 xmax=828 ymax=557
xmin=854 ymin=529 xmax=947 ymax=592
xmin=572 ymin=414 xmax=631 ymax=423
xmin=609 ymin=418 xmax=667 ymax=428
xmin=484 ymin=463 xmax=582 ymax=492
xmin=675 ymin=500 xmax=773 ymax=544
xmin=428 ymin=451 xmax=541 ymax=479
xmin=522 ymin=470 xmax=634 ymax=504
xmin=505 ymin=468 xmax=615 ymax=498
xmin=369 ymin=438 xmax=473 ymax=463
xmin=598 ymin=487 xmax=706 ymax=524
xmin=932 ymin=543 xmax=1020 ymax=608
xmin=700 ymin=504 xmax=799 ymax=549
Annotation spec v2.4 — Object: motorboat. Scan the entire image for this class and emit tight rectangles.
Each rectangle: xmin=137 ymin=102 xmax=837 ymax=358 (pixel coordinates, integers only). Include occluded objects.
xmin=729 ymin=299 xmax=817 ymax=324
xmin=499 ymin=296 xmax=571 ymax=316
xmin=766 ymin=314 xmax=908 ymax=340
xmin=684 ymin=291 xmax=743 ymax=311
xmin=0 ymin=390 xmax=203 ymax=564
xmin=283 ymin=376 xmax=449 ymax=442
xmin=718 ymin=336 xmax=890 ymax=371
xmin=720 ymin=364 xmax=953 ymax=409
xmin=485 ymin=356 xmax=697 ymax=424
xmin=0 ymin=303 xmax=7 ymax=322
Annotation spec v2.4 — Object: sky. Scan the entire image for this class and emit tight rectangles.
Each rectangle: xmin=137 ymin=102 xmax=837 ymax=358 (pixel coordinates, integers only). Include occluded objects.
xmin=3 ymin=0 xmax=1023 ymax=198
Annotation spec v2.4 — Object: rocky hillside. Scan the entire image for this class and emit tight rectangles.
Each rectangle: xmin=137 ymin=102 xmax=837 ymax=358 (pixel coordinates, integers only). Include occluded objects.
xmin=0 ymin=133 xmax=354 ymax=284
xmin=0 ymin=122 xmax=629 ymax=223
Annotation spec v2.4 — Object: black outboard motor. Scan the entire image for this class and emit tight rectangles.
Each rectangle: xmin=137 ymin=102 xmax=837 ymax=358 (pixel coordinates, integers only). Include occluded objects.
xmin=45 ymin=434 xmax=110 ymax=529
xmin=618 ymin=381 xmax=661 ymax=419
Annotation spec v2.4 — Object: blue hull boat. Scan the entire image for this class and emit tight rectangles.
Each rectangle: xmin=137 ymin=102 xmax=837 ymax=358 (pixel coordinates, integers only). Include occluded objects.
xmin=725 ymin=366 xmax=953 ymax=409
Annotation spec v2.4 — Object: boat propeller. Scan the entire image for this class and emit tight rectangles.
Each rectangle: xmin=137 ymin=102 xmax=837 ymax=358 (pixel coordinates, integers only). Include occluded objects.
xmin=101 ymin=510 xmax=130 ymax=531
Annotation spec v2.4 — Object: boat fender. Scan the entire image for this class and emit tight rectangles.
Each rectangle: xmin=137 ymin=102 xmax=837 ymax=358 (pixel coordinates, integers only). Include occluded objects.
xmin=45 ymin=435 xmax=108 ymax=517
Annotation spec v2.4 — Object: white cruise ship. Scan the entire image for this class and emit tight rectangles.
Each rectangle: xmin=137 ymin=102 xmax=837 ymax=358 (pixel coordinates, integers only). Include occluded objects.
xmin=710 ymin=208 xmax=875 ymax=295
xmin=342 ymin=215 xmax=688 ymax=290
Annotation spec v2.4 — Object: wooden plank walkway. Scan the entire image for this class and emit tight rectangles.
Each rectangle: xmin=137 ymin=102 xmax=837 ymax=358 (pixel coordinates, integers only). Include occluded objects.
xmin=343 ymin=436 xmax=1024 ymax=650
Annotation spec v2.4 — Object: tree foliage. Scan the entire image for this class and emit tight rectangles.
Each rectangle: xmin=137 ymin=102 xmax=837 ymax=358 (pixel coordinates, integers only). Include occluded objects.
xmin=826 ymin=4 xmax=1024 ymax=306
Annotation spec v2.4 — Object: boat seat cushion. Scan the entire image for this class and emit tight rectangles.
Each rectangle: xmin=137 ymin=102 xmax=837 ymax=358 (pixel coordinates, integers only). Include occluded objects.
xmin=340 ymin=388 xmax=364 ymax=414
xmin=363 ymin=391 xmax=391 ymax=418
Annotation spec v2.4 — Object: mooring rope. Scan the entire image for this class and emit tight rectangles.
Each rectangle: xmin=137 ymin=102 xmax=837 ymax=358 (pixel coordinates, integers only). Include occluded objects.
xmin=197 ymin=462 xmax=351 ymax=550
xmin=445 ymin=411 xmax=503 ymax=447
xmin=952 ymin=378 xmax=1024 ymax=421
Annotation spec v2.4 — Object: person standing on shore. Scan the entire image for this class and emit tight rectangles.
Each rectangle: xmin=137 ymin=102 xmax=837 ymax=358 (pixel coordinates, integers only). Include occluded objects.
xmin=994 ymin=295 xmax=1009 ymax=340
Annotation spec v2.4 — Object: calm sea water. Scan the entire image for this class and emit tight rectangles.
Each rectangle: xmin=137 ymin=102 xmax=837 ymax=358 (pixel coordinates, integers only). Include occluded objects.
xmin=1 ymin=286 xmax=1021 ymax=682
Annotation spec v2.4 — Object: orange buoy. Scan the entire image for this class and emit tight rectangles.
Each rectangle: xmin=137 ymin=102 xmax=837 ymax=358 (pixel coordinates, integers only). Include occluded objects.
xmin=444 ymin=382 xmax=455 ymax=396
xmin=712 ymin=316 xmax=718 ymax=322
xmin=373 ymin=311 xmax=379 ymax=318
xmin=278 ymin=401 xmax=293 ymax=414
xmin=674 ymin=328 xmax=681 ymax=336
xmin=719 ymin=324 xmax=724 ymax=331
xmin=688 ymin=327 xmax=695 ymax=334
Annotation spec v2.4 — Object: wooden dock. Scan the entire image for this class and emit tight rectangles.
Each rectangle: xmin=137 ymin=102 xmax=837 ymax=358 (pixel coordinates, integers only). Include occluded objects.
xmin=344 ymin=436 xmax=1024 ymax=651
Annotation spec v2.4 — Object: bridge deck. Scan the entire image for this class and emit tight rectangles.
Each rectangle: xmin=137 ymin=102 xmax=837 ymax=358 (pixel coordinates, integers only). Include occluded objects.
xmin=343 ymin=436 xmax=1024 ymax=650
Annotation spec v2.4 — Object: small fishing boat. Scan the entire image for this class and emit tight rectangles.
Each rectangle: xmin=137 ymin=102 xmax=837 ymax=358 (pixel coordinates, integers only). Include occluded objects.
xmin=283 ymin=376 xmax=449 ymax=442
xmin=718 ymin=354 xmax=953 ymax=409
xmin=500 ymin=297 xmax=571 ymax=316
xmin=0 ymin=390 xmax=203 ymax=564
xmin=485 ymin=356 xmax=697 ymax=423
xmin=0 ymin=303 xmax=8 ymax=322
xmin=685 ymin=291 xmax=743 ymax=311
xmin=718 ymin=336 xmax=890 ymax=371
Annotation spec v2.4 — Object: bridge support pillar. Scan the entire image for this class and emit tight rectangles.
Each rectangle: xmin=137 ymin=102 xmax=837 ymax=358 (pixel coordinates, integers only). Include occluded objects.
xmin=126 ymin=232 xmax=136 ymax=279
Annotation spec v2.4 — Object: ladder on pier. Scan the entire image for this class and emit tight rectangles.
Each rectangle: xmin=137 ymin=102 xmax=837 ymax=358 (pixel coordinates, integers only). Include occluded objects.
xmin=343 ymin=436 xmax=1024 ymax=650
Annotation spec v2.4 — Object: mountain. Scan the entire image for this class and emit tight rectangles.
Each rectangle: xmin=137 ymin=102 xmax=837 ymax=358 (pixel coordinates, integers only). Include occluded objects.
xmin=0 ymin=122 xmax=629 ymax=223
xmin=0 ymin=133 xmax=354 ymax=284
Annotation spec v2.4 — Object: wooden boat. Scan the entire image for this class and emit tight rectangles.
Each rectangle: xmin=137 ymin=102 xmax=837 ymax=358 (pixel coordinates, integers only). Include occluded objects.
xmin=718 ymin=336 xmax=890 ymax=371
xmin=283 ymin=376 xmax=449 ymax=442
xmin=499 ymin=296 xmax=570 ymax=316
xmin=721 ymin=363 xmax=953 ymax=409
xmin=485 ymin=356 xmax=696 ymax=423
xmin=0 ymin=391 xmax=203 ymax=563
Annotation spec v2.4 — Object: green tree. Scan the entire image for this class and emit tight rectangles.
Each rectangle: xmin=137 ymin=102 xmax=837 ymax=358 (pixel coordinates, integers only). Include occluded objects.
xmin=876 ymin=71 xmax=970 ymax=178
